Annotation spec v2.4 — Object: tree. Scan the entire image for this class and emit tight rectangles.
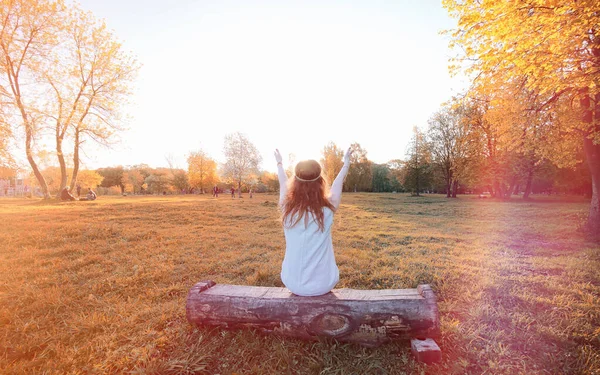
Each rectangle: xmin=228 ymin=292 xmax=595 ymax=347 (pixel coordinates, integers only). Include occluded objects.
xmin=97 ymin=166 xmax=124 ymax=192
xmin=76 ymin=169 xmax=103 ymax=189
xmin=221 ymin=132 xmax=262 ymax=197
xmin=65 ymin=10 xmax=139 ymax=191
xmin=164 ymin=155 xmax=189 ymax=193
xmin=170 ymin=170 xmax=189 ymax=193
xmin=345 ymin=143 xmax=373 ymax=192
xmin=144 ymin=172 xmax=169 ymax=194
xmin=0 ymin=0 xmax=138 ymax=199
xmin=428 ymin=102 xmax=479 ymax=197
xmin=122 ymin=168 xmax=144 ymax=194
xmin=187 ymin=150 xmax=218 ymax=193
xmin=259 ymin=171 xmax=279 ymax=192
xmin=0 ymin=0 xmax=65 ymax=198
xmin=321 ymin=142 xmax=344 ymax=184
xmin=404 ymin=127 xmax=432 ymax=196
xmin=443 ymin=0 xmax=600 ymax=237
xmin=371 ymin=164 xmax=401 ymax=193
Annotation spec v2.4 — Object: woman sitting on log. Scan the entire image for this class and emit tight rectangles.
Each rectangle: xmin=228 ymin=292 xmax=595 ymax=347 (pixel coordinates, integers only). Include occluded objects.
xmin=274 ymin=147 xmax=351 ymax=296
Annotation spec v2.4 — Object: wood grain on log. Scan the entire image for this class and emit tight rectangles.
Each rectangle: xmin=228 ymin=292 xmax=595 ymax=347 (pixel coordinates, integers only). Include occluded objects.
xmin=186 ymin=280 xmax=440 ymax=347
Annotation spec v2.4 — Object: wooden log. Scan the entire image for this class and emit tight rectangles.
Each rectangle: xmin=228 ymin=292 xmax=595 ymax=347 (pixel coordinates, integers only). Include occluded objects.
xmin=186 ymin=280 xmax=440 ymax=347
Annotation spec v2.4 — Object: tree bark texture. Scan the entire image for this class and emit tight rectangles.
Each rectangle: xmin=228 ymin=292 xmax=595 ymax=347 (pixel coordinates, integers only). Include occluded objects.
xmin=186 ymin=281 xmax=440 ymax=347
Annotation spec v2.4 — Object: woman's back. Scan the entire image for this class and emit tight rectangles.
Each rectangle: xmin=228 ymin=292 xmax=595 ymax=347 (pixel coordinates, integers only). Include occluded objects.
xmin=281 ymin=208 xmax=338 ymax=296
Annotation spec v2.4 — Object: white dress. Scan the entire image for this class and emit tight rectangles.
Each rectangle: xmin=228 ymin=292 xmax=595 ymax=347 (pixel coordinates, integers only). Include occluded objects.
xmin=280 ymin=208 xmax=339 ymax=296
xmin=276 ymin=161 xmax=349 ymax=296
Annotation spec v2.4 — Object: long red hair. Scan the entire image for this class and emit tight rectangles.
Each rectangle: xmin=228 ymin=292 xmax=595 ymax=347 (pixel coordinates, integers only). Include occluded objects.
xmin=281 ymin=160 xmax=335 ymax=231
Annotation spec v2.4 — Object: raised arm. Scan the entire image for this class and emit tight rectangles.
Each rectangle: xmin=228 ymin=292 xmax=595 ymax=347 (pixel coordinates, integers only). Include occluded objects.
xmin=274 ymin=149 xmax=288 ymax=206
xmin=329 ymin=147 xmax=352 ymax=209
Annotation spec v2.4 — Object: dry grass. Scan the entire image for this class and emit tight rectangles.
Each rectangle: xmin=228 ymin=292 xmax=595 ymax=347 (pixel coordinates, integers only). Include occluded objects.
xmin=0 ymin=193 xmax=598 ymax=374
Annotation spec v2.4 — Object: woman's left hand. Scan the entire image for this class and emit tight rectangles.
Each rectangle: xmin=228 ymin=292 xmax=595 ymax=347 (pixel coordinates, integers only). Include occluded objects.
xmin=344 ymin=147 xmax=352 ymax=165
xmin=274 ymin=149 xmax=283 ymax=164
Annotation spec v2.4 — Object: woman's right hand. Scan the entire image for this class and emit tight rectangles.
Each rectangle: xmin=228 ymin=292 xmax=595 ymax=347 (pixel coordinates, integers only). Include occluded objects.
xmin=274 ymin=149 xmax=283 ymax=165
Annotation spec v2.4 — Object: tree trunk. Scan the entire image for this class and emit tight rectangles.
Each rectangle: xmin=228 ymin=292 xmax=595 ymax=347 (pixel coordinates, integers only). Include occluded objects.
xmin=506 ymin=176 xmax=517 ymax=199
xmin=582 ymin=91 xmax=600 ymax=241
xmin=415 ymin=167 xmax=420 ymax=196
xmin=25 ymin=127 xmax=50 ymax=199
xmin=238 ymin=180 xmax=242 ymax=198
xmin=186 ymin=281 xmax=440 ymax=347
xmin=523 ymin=169 xmax=534 ymax=200
xmin=451 ymin=179 xmax=458 ymax=198
xmin=70 ymin=130 xmax=81 ymax=191
xmin=56 ymin=136 xmax=68 ymax=193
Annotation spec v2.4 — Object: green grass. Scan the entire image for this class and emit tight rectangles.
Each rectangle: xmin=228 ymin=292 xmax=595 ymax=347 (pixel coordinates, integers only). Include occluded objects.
xmin=0 ymin=193 xmax=598 ymax=374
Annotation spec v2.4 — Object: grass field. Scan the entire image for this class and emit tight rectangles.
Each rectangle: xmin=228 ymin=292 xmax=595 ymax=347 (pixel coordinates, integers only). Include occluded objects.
xmin=0 ymin=193 xmax=599 ymax=374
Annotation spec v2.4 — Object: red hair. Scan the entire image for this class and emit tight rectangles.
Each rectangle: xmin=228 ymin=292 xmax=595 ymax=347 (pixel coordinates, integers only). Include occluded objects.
xmin=281 ymin=160 xmax=335 ymax=231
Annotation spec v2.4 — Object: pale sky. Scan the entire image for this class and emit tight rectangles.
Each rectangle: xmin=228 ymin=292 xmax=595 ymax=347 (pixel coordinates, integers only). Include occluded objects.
xmin=76 ymin=0 xmax=465 ymax=172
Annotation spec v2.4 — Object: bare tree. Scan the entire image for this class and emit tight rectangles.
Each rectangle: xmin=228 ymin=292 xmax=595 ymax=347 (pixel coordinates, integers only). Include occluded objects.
xmin=404 ymin=126 xmax=432 ymax=196
xmin=221 ymin=132 xmax=262 ymax=197
xmin=427 ymin=105 xmax=476 ymax=197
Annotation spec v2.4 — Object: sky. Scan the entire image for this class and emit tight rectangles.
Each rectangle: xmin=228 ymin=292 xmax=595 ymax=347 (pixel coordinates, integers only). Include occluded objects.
xmin=75 ymin=0 xmax=465 ymax=172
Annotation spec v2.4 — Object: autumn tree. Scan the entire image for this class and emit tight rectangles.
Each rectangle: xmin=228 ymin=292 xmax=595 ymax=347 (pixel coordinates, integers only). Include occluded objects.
xmin=144 ymin=172 xmax=169 ymax=194
xmin=259 ymin=171 xmax=279 ymax=192
xmin=320 ymin=142 xmax=344 ymax=184
xmin=221 ymin=132 xmax=262 ymax=197
xmin=0 ymin=0 xmax=65 ymax=198
xmin=444 ymin=0 xmax=600 ymax=237
xmin=345 ymin=143 xmax=372 ymax=192
xmin=76 ymin=169 xmax=103 ymax=189
xmin=122 ymin=168 xmax=144 ymax=194
xmin=0 ymin=0 xmax=138 ymax=199
xmin=187 ymin=150 xmax=218 ymax=193
xmin=65 ymin=10 xmax=139 ymax=191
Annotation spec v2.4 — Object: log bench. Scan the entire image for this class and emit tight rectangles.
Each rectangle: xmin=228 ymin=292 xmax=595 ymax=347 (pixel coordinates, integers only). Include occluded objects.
xmin=186 ymin=281 xmax=441 ymax=363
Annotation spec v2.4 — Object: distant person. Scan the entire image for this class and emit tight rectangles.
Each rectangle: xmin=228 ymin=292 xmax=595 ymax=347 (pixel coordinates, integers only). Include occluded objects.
xmin=213 ymin=185 xmax=219 ymax=198
xmin=231 ymin=187 xmax=235 ymax=199
xmin=60 ymin=186 xmax=77 ymax=201
xmin=249 ymin=188 xmax=253 ymax=198
xmin=275 ymin=147 xmax=352 ymax=296
xmin=80 ymin=188 xmax=97 ymax=201
xmin=76 ymin=183 xmax=81 ymax=197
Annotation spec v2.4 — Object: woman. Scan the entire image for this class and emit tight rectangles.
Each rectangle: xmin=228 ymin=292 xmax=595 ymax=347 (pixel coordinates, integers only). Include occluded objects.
xmin=275 ymin=147 xmax=351 ymax=296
